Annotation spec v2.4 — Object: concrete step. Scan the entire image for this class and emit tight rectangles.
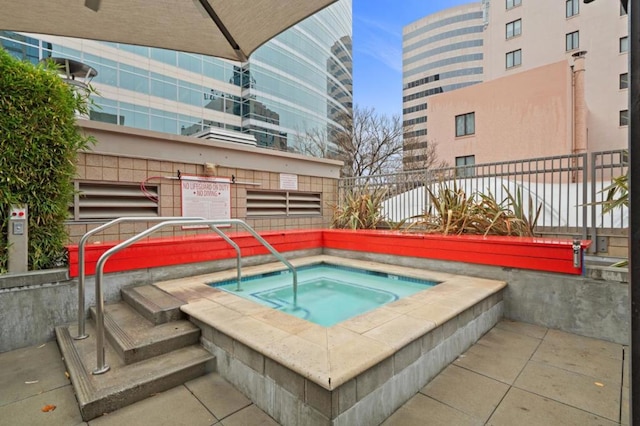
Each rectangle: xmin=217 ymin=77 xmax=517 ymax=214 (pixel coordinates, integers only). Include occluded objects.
xmin=90 ymin=302 xmax=200 ymax=365
xmin=56 ymin=322 xmax=215 ymax=421
xmin=121 ymin=285 xmax=186 ymax=325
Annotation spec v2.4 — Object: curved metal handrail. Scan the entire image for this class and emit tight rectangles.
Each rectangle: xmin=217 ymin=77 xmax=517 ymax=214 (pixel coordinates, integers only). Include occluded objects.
xmin=91 ymin=218 xmax=297 ymax=374
xmin=75 ymin=217 xmax=205 ymax=340
xmin=74 ymin=216 xmax=243 ymax=339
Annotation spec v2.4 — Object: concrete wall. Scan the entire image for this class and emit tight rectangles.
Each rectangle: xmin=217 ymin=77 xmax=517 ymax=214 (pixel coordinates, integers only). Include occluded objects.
xmin=0 ymin=249 xmax=321 ymax=353
xmin=0 ymin=245 xmax=627 ymax=353
xmin=325 ymin=249 xmax=629 ymax=345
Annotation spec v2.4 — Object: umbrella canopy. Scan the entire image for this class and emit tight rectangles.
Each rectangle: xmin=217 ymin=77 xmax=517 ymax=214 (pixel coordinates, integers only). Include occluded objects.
xmin=0 ymin=0 xmax=338 ymax=61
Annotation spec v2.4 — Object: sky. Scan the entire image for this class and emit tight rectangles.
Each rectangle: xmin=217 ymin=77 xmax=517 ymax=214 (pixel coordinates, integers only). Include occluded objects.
xmin=352 ymin=0 xmax=474 ymax=118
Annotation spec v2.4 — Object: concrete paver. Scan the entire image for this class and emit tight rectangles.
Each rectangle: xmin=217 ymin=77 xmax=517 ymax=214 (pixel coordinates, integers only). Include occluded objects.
xmin=531 ymin=339 xmax=624 ymax=384
xmin=470 ymin=327 xmax=543 ymax=359
xmin=184 ymin=372 xmax=252 ymax=420
xmin=0 ymin=319 xmax=628 ymax=425
xmin=219 ymin=404 xmax=280 ymax=426
xmin=543 ymin=329 xmax=623 ymax=360
xmin=487 ymin=387 xmax=618 ymax=426
xmin=453 ymin=327 xmax=542 ymax=385
xmin=0 ymin=385 xmax=85 ymax=426
xmin=514 ymin=361 xmax=621 ymax=422
xmin=88 ymin=386 xmax=217 ymax=426
xmin=421 ymin=364 xmax=509 ymax=423
xmin=453 ymin=343 xmax=532 ymax=385
xmin=622 ymin=346 xmax=630 ymax=425
xmin=381 ymin=393 xmax=478 ymax=426
xmin=494 ymin=319 xmax=548 ymax=339
xmin=0 ymin=341 xmax=69 ymax=406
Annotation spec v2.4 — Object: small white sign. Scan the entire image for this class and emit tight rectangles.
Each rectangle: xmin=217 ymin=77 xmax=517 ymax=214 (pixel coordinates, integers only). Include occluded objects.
xmin=181 ymin=176 xmax=231 ymax=226
xmin=280 ymin=173 xmax=298 ymax=191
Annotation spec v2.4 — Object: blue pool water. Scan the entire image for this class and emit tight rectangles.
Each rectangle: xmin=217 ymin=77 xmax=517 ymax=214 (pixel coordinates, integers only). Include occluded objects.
xmin=209 ymin=263 xmax=438 ymax=327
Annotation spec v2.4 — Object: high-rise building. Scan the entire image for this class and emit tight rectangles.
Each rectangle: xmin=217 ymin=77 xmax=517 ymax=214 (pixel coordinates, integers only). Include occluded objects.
xmin=402 ymin=0 xmax=628 ymax=169
xmin=402 ymin=3 xmax=485 ymax=169
xmin=1 ymin=0 xmax=352 ymax=154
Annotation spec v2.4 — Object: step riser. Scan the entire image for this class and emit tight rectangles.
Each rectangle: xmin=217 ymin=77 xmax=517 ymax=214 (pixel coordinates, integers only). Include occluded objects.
xmin=90 ymin=305 xmax=201 ymax=365
xmin=79 ymin=358 xmax=214 ymax=421
xmin=108 ymin=327 xmax=200 ymax=365
xmin=121 ymin=286 xmax=185 ymax=325
xmin=57 ymin=284 xmax=214 ymax=421
xmin=56 ymin=324 xmax=215 ymax=422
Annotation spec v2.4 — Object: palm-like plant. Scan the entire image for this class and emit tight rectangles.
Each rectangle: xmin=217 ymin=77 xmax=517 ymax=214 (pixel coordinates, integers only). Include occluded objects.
xmin=331 ymin=186 xmax=388 ymax=229
xmin=404 ymin=182 xmax=540 ymax=237
xmin=601 ymin=173 xmax=628 ymax=214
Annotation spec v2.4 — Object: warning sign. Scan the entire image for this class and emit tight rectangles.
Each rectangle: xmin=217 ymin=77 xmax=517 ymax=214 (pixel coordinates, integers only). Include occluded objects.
xmin=280 ymin=173 xmax=298 ymax=190
xmin=180 ymin=176 xmax=231 ymax=224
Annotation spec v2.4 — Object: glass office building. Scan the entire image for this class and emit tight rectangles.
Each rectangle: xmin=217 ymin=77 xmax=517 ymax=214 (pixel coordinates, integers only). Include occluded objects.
xmin=0 ymin=0 xmax=352 ymax=153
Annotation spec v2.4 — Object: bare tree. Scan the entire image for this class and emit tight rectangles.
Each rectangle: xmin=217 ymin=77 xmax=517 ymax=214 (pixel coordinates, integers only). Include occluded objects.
xmin=295 ymin=104 xmax=448 ymax=180
xmin=296 ymin=105 xmax=407 ymax=178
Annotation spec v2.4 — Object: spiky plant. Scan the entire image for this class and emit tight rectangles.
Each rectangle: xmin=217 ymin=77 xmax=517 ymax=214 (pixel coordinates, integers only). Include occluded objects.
xmin=402 ymin=182 xmax=541 ymax=237
xmin=331 ymin=186 xmax=388 ymax=229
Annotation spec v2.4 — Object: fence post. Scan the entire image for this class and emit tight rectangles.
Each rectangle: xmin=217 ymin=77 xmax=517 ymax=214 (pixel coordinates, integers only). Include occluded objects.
xmin=581 ymin=153 xmax=588 ymax=243
xmin=589 ymin=152 xmax=598 ymax=253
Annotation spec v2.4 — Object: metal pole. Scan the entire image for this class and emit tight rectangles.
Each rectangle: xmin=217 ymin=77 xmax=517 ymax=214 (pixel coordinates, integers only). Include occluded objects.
xmin=74 ymin=216 xmax=204 ymax=340
xmin=628 ymin=0 xmax=638 ymax=423
xmin=91 ymin=218 xmax=297 ymax=374
xmin=581 ymin=154 xmax=588 ymax=242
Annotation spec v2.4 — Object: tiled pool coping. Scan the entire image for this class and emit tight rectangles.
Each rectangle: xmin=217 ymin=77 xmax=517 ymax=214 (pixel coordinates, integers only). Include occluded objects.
xmin=154 ymin=255 xmax=506 ymax=424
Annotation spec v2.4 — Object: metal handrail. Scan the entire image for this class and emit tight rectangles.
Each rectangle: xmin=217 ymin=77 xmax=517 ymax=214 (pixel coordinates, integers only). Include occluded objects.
xmin=91 ymin=218 xmax=297 ymax=374
xmin=74 ymin=216 xmax=206 ymax=340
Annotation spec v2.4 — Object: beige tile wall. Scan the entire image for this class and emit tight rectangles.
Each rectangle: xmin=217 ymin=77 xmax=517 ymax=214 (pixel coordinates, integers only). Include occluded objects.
xmin=67 ymin=152 xmax=337 ymax=244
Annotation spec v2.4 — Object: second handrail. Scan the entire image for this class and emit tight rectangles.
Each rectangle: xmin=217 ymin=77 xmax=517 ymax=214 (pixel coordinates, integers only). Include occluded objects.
xmin=91 ymin=218 xmax=297 ymax=375
xmin=74 ymin=216 xmax=205 ymax=340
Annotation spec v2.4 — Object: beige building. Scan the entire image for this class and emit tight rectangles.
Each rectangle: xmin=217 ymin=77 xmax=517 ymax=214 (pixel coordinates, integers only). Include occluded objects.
xmin=402 ymin=0 xmax=629 ymax=169
xmin=428 ymin=60 xmax=574 ymax=166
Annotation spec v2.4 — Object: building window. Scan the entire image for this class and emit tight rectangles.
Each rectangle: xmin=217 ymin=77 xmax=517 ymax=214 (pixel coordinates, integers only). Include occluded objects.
xmin=455 ymin=155 xmax=476 ymax=177
xmin=566 ymin=31 xmax=579 ymax=51
xmin=506 ymin=19 xmax=522 ymax=39
xmin=621 ymin=3 xmax=628 ymax=15
xmin=620 ymin=73 xmax=629 ymax=90
xmin=455 ymin=112 xmax=475 ymax=137
xmin=506 ymin=0 xmax=521 ymax=10
xmin=620 ymin=110 xmax=629 ymax=126
xmin=566 ymin=0 xmax=579 ymax=17
xmin=506 ymin=49 xmax=522 ymax=69
xmin=620 ymin=37 xmax=629 ymax=53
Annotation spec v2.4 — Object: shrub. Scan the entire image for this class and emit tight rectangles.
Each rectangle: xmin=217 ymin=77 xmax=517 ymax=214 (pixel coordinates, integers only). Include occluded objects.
xmin=0 ymin=49 xmax=94 ymax=272
xmin=404 ymin=182 xmax=540 ymax=237
xmin=331 ymin=186 xmax=388 ymax=229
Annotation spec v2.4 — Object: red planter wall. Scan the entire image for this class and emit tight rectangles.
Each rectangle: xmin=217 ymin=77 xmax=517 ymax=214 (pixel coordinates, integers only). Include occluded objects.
xmin=322 ymin=230 xmax=589 ymax=275
xmin=67 ymin=229 xmax=589 ymax=278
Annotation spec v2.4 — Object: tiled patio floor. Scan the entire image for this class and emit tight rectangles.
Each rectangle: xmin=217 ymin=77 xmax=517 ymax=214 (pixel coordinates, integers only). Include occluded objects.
xmin=0 ymin=320 xmax=628 ymax=425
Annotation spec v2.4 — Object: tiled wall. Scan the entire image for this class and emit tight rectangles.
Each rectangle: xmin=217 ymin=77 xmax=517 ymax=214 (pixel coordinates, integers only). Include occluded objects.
xmin=66 ymin=152 xmax=338 ymax=244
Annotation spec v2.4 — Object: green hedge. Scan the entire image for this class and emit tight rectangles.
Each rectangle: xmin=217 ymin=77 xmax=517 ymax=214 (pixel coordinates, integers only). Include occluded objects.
xmin=0 ymin=49 xmax=93 ymax=273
